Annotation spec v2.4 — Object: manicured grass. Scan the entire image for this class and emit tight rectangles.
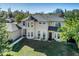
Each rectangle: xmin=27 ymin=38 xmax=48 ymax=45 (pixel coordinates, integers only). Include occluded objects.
xmin=16 ymin=46 xmax=45 ymax=56
xmin=12 ymin=39 xmax=79 ymax=56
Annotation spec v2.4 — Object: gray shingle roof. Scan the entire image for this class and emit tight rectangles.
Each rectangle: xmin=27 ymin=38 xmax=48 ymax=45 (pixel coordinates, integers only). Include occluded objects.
xmin=21 ymin=14 xmax=64 ymax=22
xmin=22 ymin=16 xmax=37 ymax=21
xmin=32 ymin=14 xmax=64 ymax=21
xmin=5 ymin=18 xmax=15 ymax=23
xmin=6 ymin=23 xmax=19 ymax=32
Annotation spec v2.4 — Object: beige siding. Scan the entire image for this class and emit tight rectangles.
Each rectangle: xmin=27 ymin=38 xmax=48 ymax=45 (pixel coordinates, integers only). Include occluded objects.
xmin=35 ymin=21 xmax=48 ymax=41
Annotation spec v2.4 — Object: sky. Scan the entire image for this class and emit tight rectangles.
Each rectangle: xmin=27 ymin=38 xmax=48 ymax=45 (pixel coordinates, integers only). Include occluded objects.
xmin=0 ymin=3 xmax=79 ymax=13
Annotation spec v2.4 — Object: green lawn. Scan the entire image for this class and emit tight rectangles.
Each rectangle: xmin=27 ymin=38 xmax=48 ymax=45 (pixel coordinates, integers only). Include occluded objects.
xmin=12 ymin=39 xmax=79 ymax=56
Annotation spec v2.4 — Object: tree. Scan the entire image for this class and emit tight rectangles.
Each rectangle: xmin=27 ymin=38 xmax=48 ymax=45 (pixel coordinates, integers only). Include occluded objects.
xmin=54 ymin=8 xmax=64 ymax=17
xmin=15 ymin=12 xmax=30 ymax=23
xmin=0 ymin=17 xmax=11 ymax=55
xmin=55 ymin=8 xmax=64 ymax=14
xmin=60 ymin=10 xmax=79 ymax=48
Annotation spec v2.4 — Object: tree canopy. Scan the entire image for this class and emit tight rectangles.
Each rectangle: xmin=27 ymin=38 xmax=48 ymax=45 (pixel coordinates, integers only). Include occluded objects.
xmin=53 ymin=8 xmax=64 ymax=17
xmin=60 ymin=10 xmax=79 ymax=48
xmin=0 ymin=15 xmax=12 ymax=55
xmin=15 ymin=11 xmax=30 ymax=23
xmin=55 ymin=8 xmax=64 ymax=14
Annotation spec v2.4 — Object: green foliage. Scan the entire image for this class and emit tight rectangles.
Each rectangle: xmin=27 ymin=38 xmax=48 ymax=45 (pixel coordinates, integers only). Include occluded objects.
xmin=0 ymin=17 xmax=12 ymax=55
xmin=60 ymin=10 xmax=79 ymax=45
xmin=55 ymin=8 xmax=64 ymax=14
xmin=3 ymin=51 xmax=15 ymax=56
xmin=15 ymin=13 xmax=29 ymax=23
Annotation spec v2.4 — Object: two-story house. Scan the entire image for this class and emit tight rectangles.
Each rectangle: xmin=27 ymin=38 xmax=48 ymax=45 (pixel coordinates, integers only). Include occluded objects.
xmin=6 ymin=14 xmax=64 ymax=42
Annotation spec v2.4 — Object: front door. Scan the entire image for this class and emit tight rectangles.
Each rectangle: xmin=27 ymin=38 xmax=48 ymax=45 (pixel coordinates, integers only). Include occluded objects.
xmin=48 ymin=32 xmax=52 ymax=41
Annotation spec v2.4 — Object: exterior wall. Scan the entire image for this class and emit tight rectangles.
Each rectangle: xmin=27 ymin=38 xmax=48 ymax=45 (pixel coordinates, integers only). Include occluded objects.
xmin=48 ymin=21 xmax=64 ymax=42
xmin=20 ymin=20 xmax=48 ymax=41
xmin=18 ymin=19 xmax=64 ymax=41
xmin=26 ymin=20 xmax=35 ymax=39
xmin=53 ymin=32 xmax=61 ymax=42
xmin=20 ymin=20 xmax=35 ymax=39
xmin=8 ymin=30 xmax=21 ymax=41
xmin=48 ymin=21 xmax=64 ymax=27
xmin=48 ymin=31 xmax=62 ymax=42
xmin=18 ymin=21 xmax=27 ymax=36
xmin=35 ymin=21 xmax=48 ymax=41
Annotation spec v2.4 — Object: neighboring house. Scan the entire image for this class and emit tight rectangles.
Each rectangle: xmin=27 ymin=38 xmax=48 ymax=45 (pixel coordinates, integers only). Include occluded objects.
xmin=6 ymin=14 xmax=64 ymax=42
xmin=6 ymin=19 xmax=21 ymax=41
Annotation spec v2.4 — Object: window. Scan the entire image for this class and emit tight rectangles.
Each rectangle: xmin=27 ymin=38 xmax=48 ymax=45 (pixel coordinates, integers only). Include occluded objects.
xmin=31 ymin=25 xmax=33 ymax=27
xmin=23 ymin=21 xmax=25 ymax=25
xmin=28 ymin=32 xmax=30 ymax=37
xmin=43 ymin=22 xmax=45 ymax=24
xmin=43 ymin=33 xmax=45 ymax=39
xmin=24 ymin=29 xmax=26 ymax=36
xmin=31 ymin=32 xmax=33 ymax=37
xmin=39 ymin=22 xmax=41 ymax=24
xmin=49 ymin=22 xmax=52 ymax=26
xmin=31 ymin=22 xmax=33 ymax=24
xmin=55 ymin=22 xmax=61 ymax=27
xmin=28 ymin=22 xmax=29 ymax=27
xmin=38 ymin=31 xmax=40 ymax=39
xmin=55 ymin=33 xmax=56 ymax=38
xmin=31 ymin=22 xmax=33 ymax=27
xmin=58 ymin=34 xmax=60 ymax=39
xmin=58 ymin=22 xmax=61 ymax=27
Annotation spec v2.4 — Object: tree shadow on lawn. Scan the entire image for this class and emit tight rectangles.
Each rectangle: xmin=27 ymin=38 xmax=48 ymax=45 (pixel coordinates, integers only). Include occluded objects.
xmin=12 ymin=38 xmax=79 ymax=56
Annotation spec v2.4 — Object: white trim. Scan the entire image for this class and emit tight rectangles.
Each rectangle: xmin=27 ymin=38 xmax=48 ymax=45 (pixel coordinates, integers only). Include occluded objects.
xmin=9 ymin=37 xmax=24 ymax=47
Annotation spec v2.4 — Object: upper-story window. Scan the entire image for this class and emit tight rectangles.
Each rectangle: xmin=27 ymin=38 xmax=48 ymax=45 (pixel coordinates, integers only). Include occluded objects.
xmin=39 ymin=22 xmax=45 ymax=24
xmin=39 ymin=22 xmax=41 ymax=24
xmin=55 ymin=22 xmax=61 ymax=27
xmin=31 ymin=25 xmax=33 ymax=27
xmin=49 ymin=22 xmax=52 ymax=26
xmin=23 ymin=21 xmax=25 ymax=26
xmin=28 ymin=22 xmax=29 ymax=27
xmin=28 ymin=22 xmax=34 ymax=27
xmin=31 ymin=22 xmax=33 ymax=24
xmin=31 ymin=22 xmax=33 ymax=27
xmin=43 ymin=22 xmax=45 ymax=24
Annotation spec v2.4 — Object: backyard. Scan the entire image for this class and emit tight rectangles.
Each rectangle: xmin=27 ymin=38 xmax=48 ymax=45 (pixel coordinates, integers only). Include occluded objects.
xmin=11 ymin=38 xmax=79 ymax=56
